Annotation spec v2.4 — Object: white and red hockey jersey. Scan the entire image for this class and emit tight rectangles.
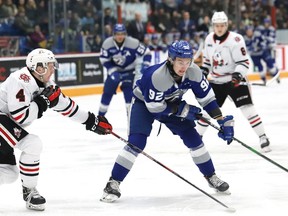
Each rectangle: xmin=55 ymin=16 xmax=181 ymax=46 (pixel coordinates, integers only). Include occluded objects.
xmin=202 ymin=31 xmax=250 ymax=84
xmin=0 ymin=67 xmax=88 ymax=126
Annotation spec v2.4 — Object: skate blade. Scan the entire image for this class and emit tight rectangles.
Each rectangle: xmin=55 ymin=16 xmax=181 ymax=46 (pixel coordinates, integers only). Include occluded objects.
xmin=26 ymin=203 xmax=45 ymax=211
xmin=100 ymin=193 xmax=119 ymax=203
xmin=214 ymin=189 xmax=231 ymax=195
xmin=262 ymin=146 xmax=272 ymax=153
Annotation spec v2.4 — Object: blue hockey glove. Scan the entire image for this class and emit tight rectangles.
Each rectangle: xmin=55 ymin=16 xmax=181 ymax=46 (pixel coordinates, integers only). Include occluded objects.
xmin=217 ymin=115 xmax=234 ymax=144
xmin=175 ymin=101 xmax=201 ymax=121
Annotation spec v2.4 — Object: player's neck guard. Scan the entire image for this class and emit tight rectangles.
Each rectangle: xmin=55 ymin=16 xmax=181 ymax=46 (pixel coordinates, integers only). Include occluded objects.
xmin=213 ymin=31 xmax=229 ymax=42
xmin=29 ymin=70 xmax=45 ymax=88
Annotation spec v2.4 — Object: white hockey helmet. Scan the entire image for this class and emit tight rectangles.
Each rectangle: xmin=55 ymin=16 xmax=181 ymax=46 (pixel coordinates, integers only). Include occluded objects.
xmin=26 ymin=48 xmax=58 ymax=71
xmin=211 ymin=11 xmax=228 ymax=24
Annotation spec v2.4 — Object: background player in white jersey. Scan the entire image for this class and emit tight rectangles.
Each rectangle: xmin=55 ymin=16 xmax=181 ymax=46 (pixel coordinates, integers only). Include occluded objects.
xmin=98 ymin=23 xmax=151 ymax=116
xmin=100 ymin=40 xmax=234 ymax=203
xmin=196 ymin=11 xmax=271 ymax=152
xmin=0 ymin=48 xmax=112 ymax=211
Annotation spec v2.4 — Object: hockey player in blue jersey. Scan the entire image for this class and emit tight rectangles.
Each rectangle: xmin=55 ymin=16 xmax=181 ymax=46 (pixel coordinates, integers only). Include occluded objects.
xmin=98 ymin=23 xmax=152 ymax=116
xmin=100 ymin=40 xmax=235 ymax=203
xmin=244 ymin=24 xmax=279 ymax=84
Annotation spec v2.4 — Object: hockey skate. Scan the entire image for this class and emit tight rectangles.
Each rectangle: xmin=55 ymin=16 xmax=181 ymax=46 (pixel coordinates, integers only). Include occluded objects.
xmin=23 ymin=186 xmax=46 ymax=211
xmin=100 ymin=177 xmax=121 ymax=203
xmin=260 ymin=135 xmax=271 ymax=153
xmin=205 ymin=174 xmax=230 ymax=194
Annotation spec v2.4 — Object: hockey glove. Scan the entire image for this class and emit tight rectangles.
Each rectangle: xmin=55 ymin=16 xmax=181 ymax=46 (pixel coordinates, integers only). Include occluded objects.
xmin=217 ymin=115 xmax=234 ymax=144
xmin=175 ymin=101 xmax=202 ymax=121
xmin=85 ymin=112 xmax=112 ymax=135
xmin=200 ymin=66 xmax=209 ymax=78
xmin=34 ymin=94 xmax=49 ymax=119
xmin=42 ymin=85 xmax=61 ymax=108
xmin=231 ymin=72 xmax=242 ymax=87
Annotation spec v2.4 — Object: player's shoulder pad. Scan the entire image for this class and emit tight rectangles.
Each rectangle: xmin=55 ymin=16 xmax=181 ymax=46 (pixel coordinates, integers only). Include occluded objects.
xmin=205 ymin=32 xmax=214 ymax=42
xmin=229 ymin=31 xmax=245 ymax=42
xmin=151 ymin=63 xmax=173 ymax=92
xmin=186 ymin=63 xmax=202 ymax=82
xmin=101 ymin=37 xmax=114 ymax=50
xmin=11 ymin=67 xmax=32 ymax=83
xmin=124 ymin=37 xmax=140 ymax=49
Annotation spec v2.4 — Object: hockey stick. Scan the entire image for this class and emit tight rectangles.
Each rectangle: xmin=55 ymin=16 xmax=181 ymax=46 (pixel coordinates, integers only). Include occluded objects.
xmin=109 ymin=130 xmax=236 ymax=212
xmin=251 ymin=70 xmax=280 ymax=86
xmin=193 ymin=41 xmax=204 ymax=61
xmin=196 ymin=115 xmax=288 ymax=173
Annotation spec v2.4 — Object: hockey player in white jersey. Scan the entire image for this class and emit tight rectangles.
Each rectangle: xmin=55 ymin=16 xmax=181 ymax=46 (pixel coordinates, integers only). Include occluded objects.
xmin=196 ymin=11 xmax=271 ymax=152
xmin=98 ymin=23 xmax=151 ymax=117
xmin=0 ymin=48 xmax=112 ymax=211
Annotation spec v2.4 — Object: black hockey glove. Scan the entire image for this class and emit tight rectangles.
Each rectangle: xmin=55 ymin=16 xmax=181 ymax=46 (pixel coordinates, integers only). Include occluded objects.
xmin=41 ymin=85 xmax=61 ymax=108
xmin=200 ymin=66 xmax=209 ymax=78
xmin=231 ymin=72 xmax=242 ymax=87
xmin=85 ymin=112 xmax=112 ymax=135
xmin=34 ymin=94 xmax=49 ymax=119
xmin=34 ymin=86 xmax=61 ymax=118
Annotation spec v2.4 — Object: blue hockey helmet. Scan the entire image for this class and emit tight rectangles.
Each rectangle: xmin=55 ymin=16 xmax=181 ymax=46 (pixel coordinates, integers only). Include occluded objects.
xmin=168 ymin=40 xmax=193 ymax=60
xmin=113 ymin=23 xmax=126 ymax=34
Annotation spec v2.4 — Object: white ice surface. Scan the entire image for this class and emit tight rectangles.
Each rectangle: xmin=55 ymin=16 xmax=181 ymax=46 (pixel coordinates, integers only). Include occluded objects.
xmin=1 ymin=78 xmax=288 ymax=216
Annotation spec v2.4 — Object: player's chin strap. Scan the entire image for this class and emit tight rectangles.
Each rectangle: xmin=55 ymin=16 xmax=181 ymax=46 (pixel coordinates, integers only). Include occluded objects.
xmin=196 ymin=114 xmax=288 ymax=173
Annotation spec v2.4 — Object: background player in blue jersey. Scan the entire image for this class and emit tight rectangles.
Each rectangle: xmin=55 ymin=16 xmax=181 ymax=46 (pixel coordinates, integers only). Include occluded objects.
xmin=100 ymin=40 xmax=235 ymax=203
xmin=244 ymin=24 xmax=279 ymax=84
xmin=98 ymin=23 xmax=152 ymax=116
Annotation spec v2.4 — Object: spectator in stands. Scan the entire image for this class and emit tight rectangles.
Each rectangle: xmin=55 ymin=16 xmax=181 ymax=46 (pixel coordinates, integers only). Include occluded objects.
xmin=152 ymin=7 xmax=172 ymax=34
xmin=104 ymin=24 xmax=113 ymax=38
xmin=69 ymin=12 xmax=82 ymax=33
xmin=36 ymin=0 xmax=49 ymax=35
xmin=0 ymin=0 xmax=7 ymax=19
xmin=84 ymin=0 xmax=97 ymax=15
xmin=178 ymin=0 xmax=193 ymax=12
xmin=197 ymin=15 xmax=211 ymax=35
xmin=2 ymin=0 xmax=18 ymax=18
xmin=17 ymin=0 xmax=25 ymax=11
xmin=104 ymin=7 xmax=116 ymax=27
xmin=13 ymin=7 xmax=33 ymax=35
xmin=146 ymin=21 xmax=156 ymax=34
xmin=25 ymin=0 xmax=37 ymax=25
xmin=28 ymin=24 xmax=47 ymax=49
xmin=86 ymin=34 xmax=102 ymax=52
xmin=81 ymin=11 xmax=95 ymax=35
xmin=170 ymin=10 xmax=181 ymax=32
xmin=178 ymin=11 xmax=196 ymax=39
xmin=71 ymin=0 xmax=86 ymax=17
xmin=127 ymin=12 xmax=146 ymax=42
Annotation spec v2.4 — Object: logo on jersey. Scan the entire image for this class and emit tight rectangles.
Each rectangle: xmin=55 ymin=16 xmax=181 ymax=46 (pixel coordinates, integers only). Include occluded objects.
xmin=19 ymin=73 xmax=30 ymax=83
xmin=13 ymin=127 xmax=22 ymax=138
xmin=234 ymin=36 xmax=241 ymax=42
xmin=213 ymin=52 xmax=224 ymax=67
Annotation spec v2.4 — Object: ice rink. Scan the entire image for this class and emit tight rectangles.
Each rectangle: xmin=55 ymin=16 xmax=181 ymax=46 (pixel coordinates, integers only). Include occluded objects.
xmin=1 ymin=78 xmax=288 ymax=216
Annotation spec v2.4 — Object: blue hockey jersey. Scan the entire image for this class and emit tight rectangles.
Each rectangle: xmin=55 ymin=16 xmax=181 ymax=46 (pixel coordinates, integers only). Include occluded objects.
xmin=100 ymin=36 xmax=151 ymax=75
xmin=244 ymin=31 xmax=268 ymax=56
xmin=133 ymin=61 xmax=219 ymax=118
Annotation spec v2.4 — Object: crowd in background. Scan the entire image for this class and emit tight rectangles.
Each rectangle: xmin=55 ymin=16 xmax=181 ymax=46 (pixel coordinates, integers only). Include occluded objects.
xmin=0 ymin=0 xmax=287 ymax=55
